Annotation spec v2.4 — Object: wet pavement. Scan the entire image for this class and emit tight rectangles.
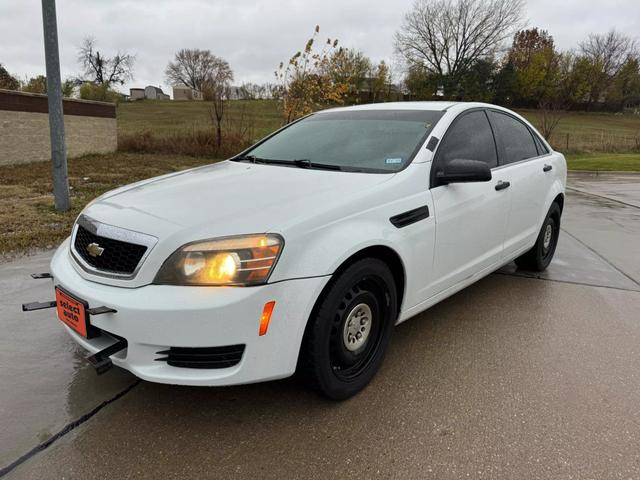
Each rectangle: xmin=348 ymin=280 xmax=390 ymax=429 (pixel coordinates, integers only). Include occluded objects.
xmin=568 ymin=171 xmax=640 ymax=208
xmin=2 ymin=173 xmax=640 ymax=479
xmin=0 ymin=252 xmax=135 ymax=468
xmin=564 ymin=172 xmax=640 ymax=285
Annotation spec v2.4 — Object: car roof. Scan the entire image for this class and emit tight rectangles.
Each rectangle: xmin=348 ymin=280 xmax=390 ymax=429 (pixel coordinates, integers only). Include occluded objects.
xmin=321 ymin=101 xmax=519 ymax=114
xmin=324 ymin=101 xmax=459 ymax=113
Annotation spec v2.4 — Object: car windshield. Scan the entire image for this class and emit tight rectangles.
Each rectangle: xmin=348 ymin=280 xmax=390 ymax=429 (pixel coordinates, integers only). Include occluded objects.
xmin=238 ymin=109 xmax=445 ymax=173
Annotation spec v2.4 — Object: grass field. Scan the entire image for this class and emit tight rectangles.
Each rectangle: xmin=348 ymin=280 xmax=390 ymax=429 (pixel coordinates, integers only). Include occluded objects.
xmin=0 ymin=153 xmax=217 ymax=257
xmin=518 ymin=109 xmax=640 ymax=153
xmin=118 ymin=99 xmax=283 ymax=140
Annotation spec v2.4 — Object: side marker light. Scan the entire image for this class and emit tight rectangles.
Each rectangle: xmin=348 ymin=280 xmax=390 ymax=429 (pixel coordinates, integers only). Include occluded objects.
xmin=259 ymin=301 xmax=276 ymax=336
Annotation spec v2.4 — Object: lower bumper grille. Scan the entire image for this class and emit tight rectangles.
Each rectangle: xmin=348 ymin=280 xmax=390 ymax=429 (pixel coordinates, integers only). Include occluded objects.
xmin=155 ymin=344 xmax=245 ymax=369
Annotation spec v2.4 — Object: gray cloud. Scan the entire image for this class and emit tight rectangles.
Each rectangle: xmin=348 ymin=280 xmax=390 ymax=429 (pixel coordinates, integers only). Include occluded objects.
xmin=1 ymin=0 xmax=638 ymax=94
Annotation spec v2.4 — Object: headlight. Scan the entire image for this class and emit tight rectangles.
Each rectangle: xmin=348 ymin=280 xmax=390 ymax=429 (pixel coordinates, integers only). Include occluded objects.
xmin=154 ymin=234 xmax=284 ymax=286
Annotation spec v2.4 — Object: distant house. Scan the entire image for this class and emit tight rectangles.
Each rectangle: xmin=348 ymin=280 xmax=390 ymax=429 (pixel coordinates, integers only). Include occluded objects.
xmin=172 ymin=85 xmax=203 ymax=101
xmin=129 ymin=88 xmax=145 ymax=101
xmin=129 ymin=86 xmax=170 ymax=101
xmin=144 ymin=85 xmax=170 ymax=100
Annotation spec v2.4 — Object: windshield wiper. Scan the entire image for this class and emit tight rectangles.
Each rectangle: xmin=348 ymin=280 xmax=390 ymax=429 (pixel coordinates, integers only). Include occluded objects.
xmin=233 ymin=155 xmax=342 ymax=171
xmin=233 ymin=154 xmax=261 ymax=163
xmin=291 ymin=159 xmax=342 ymax=171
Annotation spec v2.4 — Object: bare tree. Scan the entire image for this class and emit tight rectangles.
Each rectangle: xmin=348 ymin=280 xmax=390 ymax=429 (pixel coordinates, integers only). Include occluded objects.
xmin=202 ymin=64 xmax=234 ymax=148
xmin=165 ymin=49 xmax=233 ymax=147
xmin=165 ymin=49 xmax=231 ymax=91
xmin=395 ymin=0 xmax=524 ymax=94
xmin=78 ymin=37 xmax=134 ymax=86
xmin=579 ymin=30 xmax=638 ymax=105
xmin=209 ymin=84 xmax=231 ymax=147
xmin=538 ymin=98 xmax=566 ymax=141
xmin=580 ymin=30 xmax=637 ymax=77
xmin=237 ymin=83 xmax=275 ymax=100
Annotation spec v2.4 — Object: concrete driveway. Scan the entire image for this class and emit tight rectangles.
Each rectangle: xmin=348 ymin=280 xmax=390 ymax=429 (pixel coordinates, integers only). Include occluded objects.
xmin=1 ymin=172 xmax=640 ymax=479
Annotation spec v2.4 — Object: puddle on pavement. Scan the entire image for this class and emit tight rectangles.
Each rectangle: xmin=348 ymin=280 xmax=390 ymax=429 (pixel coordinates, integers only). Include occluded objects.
xmin=0 ymin=252 xmax=136 ymax=467
xmin=568 ymin=172 xmax=640 ymax=208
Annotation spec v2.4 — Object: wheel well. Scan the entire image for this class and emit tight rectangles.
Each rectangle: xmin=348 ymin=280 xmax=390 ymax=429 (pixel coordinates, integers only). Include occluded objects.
xmin=330 ymin=245 xmax=406 ymax=314
xmin=295 ymin=245 xmax=406 ymax=373
xmin=553 ymin=193 xmax=564 ymax=213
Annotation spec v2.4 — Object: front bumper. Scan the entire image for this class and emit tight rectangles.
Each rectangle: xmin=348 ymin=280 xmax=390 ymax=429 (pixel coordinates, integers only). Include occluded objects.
xmin=50 ymin=239 xmax=329 ymax=386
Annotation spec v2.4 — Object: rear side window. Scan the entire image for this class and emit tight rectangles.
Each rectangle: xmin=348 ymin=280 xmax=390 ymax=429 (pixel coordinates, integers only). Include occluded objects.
xmin=488 ymin=111 xmax=538 ymax=164
xmin=533 ymin=133 xmax=549 ymax=155
xmin=437 ymin=110 xmax=497 ymax=168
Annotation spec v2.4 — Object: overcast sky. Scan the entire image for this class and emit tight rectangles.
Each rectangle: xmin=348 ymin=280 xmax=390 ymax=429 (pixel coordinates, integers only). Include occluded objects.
xmin=1 ymin=0 xmax=638 ymax=95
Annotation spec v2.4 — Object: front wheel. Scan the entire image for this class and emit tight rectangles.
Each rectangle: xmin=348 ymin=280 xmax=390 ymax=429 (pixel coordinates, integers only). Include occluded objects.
xmin=515 ymin=202 xmax=561 ymax=272
xmin=298 ymin=258 xmax=397 ymax=400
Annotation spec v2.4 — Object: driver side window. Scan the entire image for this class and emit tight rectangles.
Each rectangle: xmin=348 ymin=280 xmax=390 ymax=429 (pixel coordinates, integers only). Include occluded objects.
xmin=438 ymin=110 xmax=498 ymax=169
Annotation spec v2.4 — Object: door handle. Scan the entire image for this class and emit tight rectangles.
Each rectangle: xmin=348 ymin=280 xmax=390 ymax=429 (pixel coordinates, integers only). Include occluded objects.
xmin=495 ymin=180 xmax=510 ymax=191
xmin=543 ymin=164 xmax=552 ymax=172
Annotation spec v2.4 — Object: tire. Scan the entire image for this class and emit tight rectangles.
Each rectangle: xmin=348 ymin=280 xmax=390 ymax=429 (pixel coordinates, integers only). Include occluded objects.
xmin=515 ymin=202 xmax=561 ymax=272
xmin=298 ymin=258 xmax=398 ymax=400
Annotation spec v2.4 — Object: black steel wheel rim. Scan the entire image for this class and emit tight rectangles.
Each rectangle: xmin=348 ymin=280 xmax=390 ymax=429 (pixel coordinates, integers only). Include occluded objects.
xmin=542 ymin=216 xmax=559 ymax=261
xmin=328 ymin=275 xmax=391 ymax=382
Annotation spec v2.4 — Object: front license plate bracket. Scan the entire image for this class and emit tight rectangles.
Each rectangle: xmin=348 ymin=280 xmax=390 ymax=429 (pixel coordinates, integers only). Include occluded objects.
xmin=86 ymin=337 xmax=128 ymax=375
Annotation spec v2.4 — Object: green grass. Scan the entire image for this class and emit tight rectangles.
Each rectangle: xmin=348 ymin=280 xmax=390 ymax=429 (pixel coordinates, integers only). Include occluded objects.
xmin=565 ymin=153 xmax=640 ymax=172
xmin=517 ymin=109 xmax=640 ymax=153
xmin=118 ymin=99 xmax=283 ymax=140
xmin=518 ymin=109 xmax=640 ymax=136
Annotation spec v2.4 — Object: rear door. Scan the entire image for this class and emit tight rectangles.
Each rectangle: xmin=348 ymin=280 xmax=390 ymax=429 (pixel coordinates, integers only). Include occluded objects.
xmin=486 ymin=110 xmax=552 ymax=259
xmin=428 ymin=109 xmax=511 ymax=297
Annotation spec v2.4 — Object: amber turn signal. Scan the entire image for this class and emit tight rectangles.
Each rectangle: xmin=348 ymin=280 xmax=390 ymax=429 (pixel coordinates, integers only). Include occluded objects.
xmin=259 ymin=301 xmax=276 ymax=336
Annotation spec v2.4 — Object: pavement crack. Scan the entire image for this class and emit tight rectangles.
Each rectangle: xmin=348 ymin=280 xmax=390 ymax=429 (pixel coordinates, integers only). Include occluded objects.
xmin=0 ymin=379 xmax=141 ymax=478
xmin=566 ymin=186 xmax=640 ymax=210
xmin=494 ymin=271 xmax=640 ymax=292
xmin=560 ymin=228 xmax=640 ymax=289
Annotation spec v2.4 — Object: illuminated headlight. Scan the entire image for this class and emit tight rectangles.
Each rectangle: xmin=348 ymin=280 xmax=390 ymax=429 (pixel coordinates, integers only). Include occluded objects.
xmin=154 ymin=234 xmax=283 ymax=286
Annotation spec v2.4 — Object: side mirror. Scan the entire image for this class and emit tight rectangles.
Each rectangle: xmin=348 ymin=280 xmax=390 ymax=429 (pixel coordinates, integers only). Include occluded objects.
xmin=436 ymin=159 xmax=492 ymax=185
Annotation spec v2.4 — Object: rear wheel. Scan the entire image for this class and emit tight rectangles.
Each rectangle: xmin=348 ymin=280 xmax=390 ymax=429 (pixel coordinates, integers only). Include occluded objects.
xmin=515 ymin=202 xmax=561 ymax=272
xmin=299 ymin=258 xmax=397 ymax=400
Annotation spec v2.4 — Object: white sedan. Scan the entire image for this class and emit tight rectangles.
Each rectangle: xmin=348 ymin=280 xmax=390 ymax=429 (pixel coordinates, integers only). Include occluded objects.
xmin=48 ymin=102 xmax=566 ymax=399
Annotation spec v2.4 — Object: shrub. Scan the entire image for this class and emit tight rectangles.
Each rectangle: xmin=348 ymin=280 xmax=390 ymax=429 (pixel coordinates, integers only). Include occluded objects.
xmin=118 ymin=129 xmax=253 ymax=158
xmin=79 ymin=82 xmax=121 ymax=103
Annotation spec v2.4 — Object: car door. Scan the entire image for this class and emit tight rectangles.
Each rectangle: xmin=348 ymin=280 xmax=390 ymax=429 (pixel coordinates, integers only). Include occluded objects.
xmin=428 ymin=109 xmax=511 ymax=297
xmin=486 ymin=110 xmax=551 ymax=259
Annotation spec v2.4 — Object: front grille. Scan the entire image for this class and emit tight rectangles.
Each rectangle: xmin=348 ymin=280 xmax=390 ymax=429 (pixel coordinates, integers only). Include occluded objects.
xmin=74 ymin=224 xmax=147 ymax=275
xmin=155 ymin=344 xmax=246 ymax=369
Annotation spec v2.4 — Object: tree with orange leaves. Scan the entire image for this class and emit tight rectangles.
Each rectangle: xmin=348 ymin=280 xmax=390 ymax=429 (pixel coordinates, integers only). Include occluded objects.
xmin=276 ymin=26 xmax=349 ymax=123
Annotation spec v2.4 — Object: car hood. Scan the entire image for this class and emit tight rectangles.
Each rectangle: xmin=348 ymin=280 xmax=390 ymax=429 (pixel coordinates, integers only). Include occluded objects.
xmin=84 ymin=160 xmax=394 ymax=240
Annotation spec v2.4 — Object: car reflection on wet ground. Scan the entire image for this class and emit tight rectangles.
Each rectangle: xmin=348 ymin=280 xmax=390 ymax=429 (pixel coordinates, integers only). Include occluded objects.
xmin=1 ymin=172 xmax=640 ymax=479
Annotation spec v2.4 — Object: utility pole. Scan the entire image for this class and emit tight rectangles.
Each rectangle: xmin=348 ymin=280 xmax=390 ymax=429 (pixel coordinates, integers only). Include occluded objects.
xmin=41 ymin=0 xmax=70 ymax=212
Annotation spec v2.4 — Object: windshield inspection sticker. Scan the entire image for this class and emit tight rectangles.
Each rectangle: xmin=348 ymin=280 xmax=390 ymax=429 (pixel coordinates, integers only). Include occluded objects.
xmin=386 ymin=158 xmax=403 ymax=164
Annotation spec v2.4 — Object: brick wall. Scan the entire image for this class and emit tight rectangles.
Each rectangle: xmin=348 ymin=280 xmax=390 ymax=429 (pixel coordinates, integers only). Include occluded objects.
xmin=0 ymin=89 xmax=117 ymax=166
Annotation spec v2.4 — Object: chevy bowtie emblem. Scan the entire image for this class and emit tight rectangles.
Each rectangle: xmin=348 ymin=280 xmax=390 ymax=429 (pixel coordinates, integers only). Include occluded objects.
xmin=86 ymin=242 xmax=105 ymax=257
